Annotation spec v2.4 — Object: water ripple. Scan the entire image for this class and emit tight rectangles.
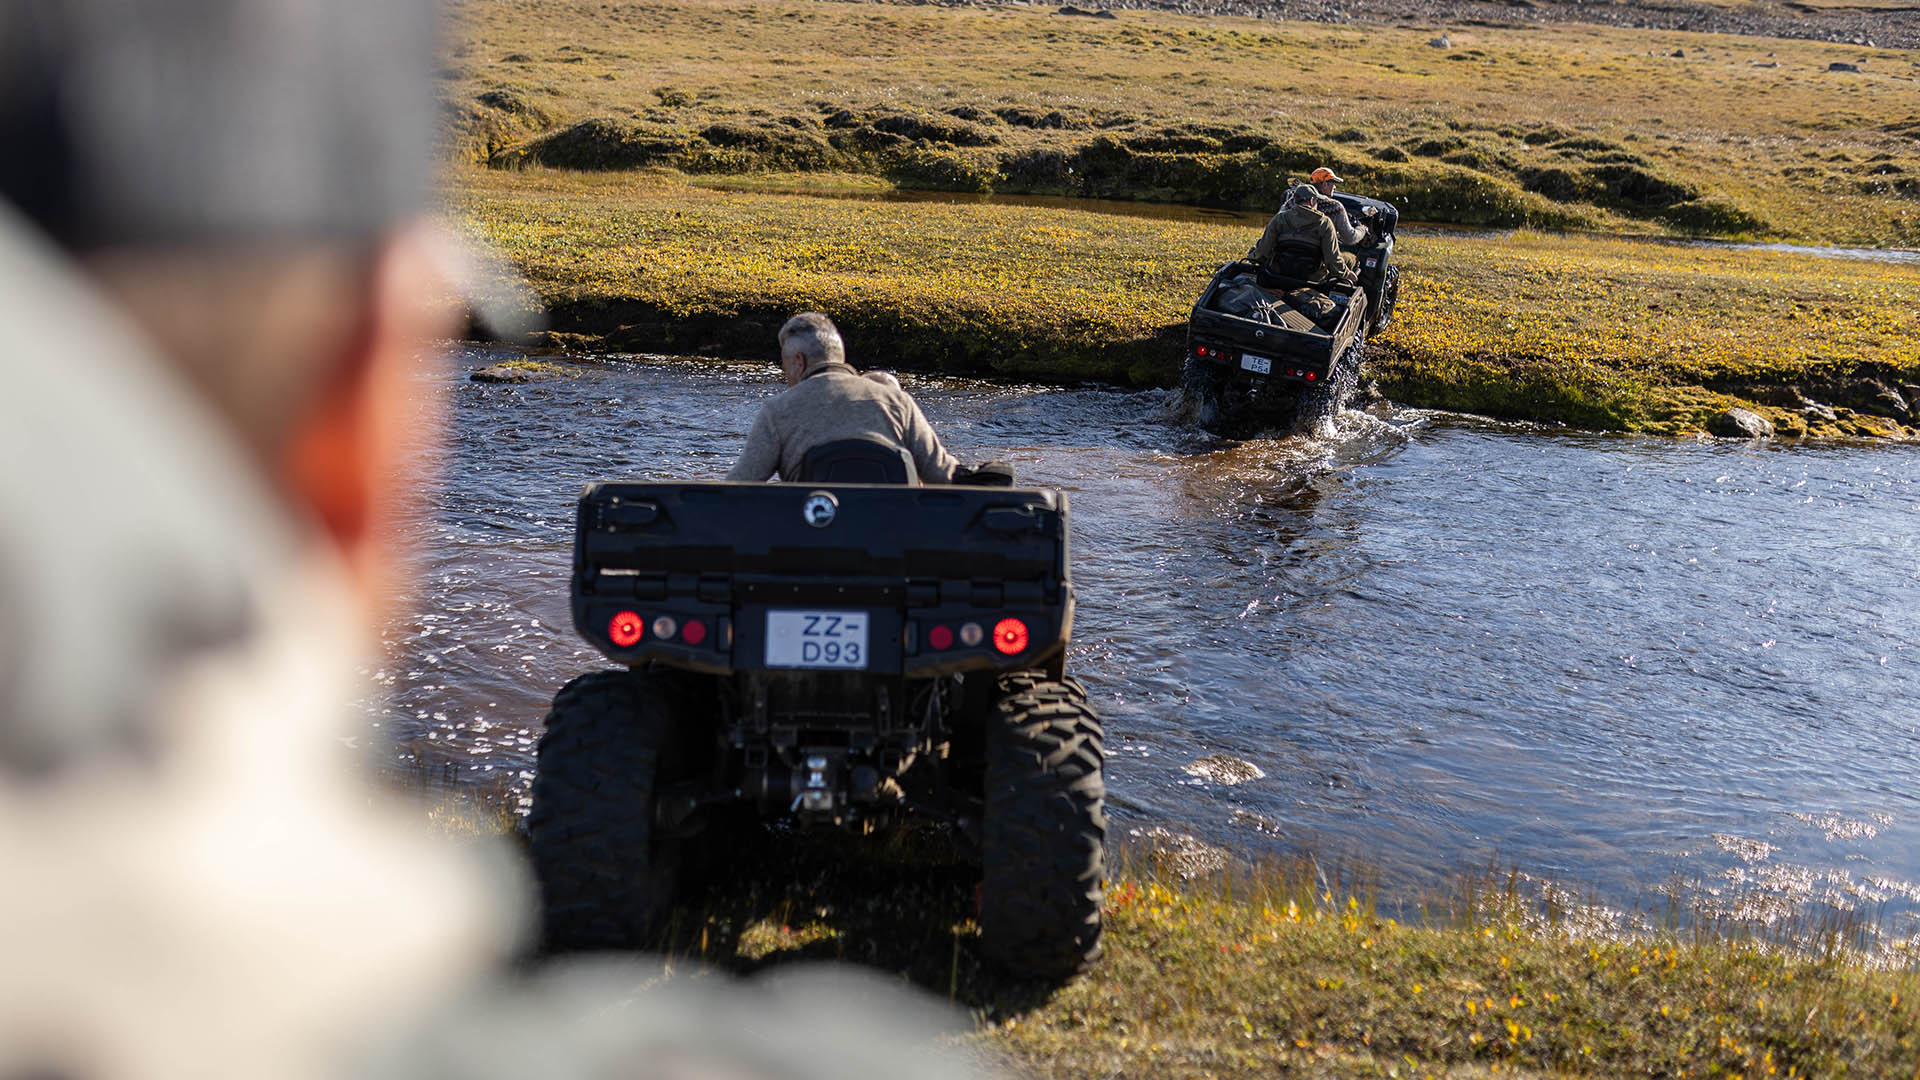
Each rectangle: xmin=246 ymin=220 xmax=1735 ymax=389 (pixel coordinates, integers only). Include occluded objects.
xmin=374 ymin=347 xmax=1920 ymax=933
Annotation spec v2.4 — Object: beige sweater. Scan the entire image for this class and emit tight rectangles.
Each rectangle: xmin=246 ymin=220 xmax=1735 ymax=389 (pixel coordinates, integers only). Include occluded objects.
xmin=725 ymin=362 xmax=961 ymax=483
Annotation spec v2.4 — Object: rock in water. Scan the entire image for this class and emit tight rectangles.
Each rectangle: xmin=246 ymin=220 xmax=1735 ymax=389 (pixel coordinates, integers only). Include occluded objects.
xmin=471 ymin=364 xmax=533 ymax=383
xmin=1183 ymin=753 xmax=1266 ymax=785
xmin=1129 ymin=827 xmax=1229 ymax=880
xmin=1707 ymin=407 xmax=1774 ymax=439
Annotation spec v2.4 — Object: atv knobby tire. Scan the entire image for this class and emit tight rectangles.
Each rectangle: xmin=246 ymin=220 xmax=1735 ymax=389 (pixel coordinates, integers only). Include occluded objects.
xmin=980 ymin=673 xmax=1106 ymax=980
xmin=528 ymin=669 xmax=687 ymax=952
xmin=1296 ymin=331 xmax=1365 ymax=435
xmin=1180 ymin=354 xmax=1228 ymax=428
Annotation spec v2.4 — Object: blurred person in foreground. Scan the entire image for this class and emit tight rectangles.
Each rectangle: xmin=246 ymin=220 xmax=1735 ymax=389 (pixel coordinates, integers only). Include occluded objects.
xmin=0 ymin=3 xmax=1001 ymax=1078
xmin=0 ymin=1 xmax=520 ymax=1076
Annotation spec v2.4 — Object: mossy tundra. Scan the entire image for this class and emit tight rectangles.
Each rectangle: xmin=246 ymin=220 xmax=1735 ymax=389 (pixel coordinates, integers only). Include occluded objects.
xmin=454 ymin=168 xmax=1920 ymax=438
xmin=445 ymin=0 xmax=1920 ymax=246
xmin=444 ymin=0 xmax=1920 ymax=435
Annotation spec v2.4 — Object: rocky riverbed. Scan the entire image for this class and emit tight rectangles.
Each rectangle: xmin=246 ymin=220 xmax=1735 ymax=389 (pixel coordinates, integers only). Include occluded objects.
xmin=937 ymin=0 xmax=1920 ymax=50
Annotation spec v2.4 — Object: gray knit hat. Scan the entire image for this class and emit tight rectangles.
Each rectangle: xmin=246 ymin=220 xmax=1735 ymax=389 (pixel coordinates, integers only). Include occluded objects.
xmin=0 ymin=0 xmax=438 ymax=249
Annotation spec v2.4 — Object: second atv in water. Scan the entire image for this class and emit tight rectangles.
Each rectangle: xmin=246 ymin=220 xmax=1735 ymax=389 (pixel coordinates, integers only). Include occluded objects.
xmin=1183 ymin=192 xmax=1401 ymax=437
xmin=528 ymin=446 xmax=1105 ymax=980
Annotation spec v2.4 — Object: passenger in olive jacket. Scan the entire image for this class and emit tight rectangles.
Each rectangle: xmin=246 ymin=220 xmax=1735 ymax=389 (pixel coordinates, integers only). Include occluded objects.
xmin=1250 ymin=183 xmax=1358 ymax=285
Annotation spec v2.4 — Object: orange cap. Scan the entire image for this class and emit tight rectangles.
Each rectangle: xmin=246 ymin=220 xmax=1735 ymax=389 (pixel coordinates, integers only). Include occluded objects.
xmin=1310 ymin=167 xmax=1342 ymax=184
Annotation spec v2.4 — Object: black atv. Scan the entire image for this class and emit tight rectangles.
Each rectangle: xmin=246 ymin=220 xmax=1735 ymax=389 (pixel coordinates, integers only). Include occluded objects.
xmin=527 ymin=447 xmax=1105 ymax=980
xmin=1183 ymin=192 xmax=1401 ymax=437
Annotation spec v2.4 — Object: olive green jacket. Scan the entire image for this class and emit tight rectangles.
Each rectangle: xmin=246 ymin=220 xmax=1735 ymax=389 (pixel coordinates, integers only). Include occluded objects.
xmin=1250 ymin=203 xmax=1350 ymax=282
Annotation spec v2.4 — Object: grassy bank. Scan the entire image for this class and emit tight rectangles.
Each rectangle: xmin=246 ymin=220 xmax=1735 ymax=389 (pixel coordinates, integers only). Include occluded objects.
xmin=472 ymin=808 xmax=1920 ymax=1080
xmin=444 ymin=0 xmax=1920 ymax=246
xmin=454 ymin=167 xmax=1920 ymax=437
xmin=993 ymin=868 xmax=1920 ymax=1078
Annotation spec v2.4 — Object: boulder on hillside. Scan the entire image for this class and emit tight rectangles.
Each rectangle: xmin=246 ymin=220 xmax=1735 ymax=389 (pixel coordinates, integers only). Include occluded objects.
xmin=1799 ymin=399 xmax=1838 ymax=423
xmin=1707 ymin=407 xmax=1774 ymax=439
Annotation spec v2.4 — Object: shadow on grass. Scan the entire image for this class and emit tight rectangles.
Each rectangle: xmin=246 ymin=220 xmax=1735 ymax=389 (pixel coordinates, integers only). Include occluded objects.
xmin=610 ymin=821 xmax=1069 ymax=1017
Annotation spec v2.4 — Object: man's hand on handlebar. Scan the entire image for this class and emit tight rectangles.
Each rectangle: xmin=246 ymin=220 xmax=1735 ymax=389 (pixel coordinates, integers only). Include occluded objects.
xmin=953 ymin=460 xmax=1015 ymax=487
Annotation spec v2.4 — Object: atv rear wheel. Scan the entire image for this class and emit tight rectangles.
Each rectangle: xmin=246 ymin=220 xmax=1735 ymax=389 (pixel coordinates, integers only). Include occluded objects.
xmin=1296 ymin=332 xmax=1365 ymax=436
xmin=1180 ymin=355 xmax=1227 ymax=428
xmin=528 ymin=669 xmax=689 ymax=952
xmin=1184 ymin=356 xmax=1262 ymax=438
xmin=980 ymin=673 xmax=1106 ymax=980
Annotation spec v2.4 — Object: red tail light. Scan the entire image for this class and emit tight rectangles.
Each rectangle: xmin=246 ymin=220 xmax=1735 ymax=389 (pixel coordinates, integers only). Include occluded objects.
xmin=928 ymin=624 xmax=954 ymax=651
xmin=1306 ymin=372 xmax=1317 ymax=381
xmin=682 ymin=619 xmax=708 ymax=646
xmin=992 ymin=617 xmax=1029 ymax=655
xmin=608 ymin=611 xmax=643 ymax=647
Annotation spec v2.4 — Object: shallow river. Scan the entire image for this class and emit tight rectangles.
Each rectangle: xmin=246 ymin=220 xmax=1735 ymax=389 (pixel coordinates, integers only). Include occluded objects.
xmin=378 ymin=347 xmax=1920 ymax=941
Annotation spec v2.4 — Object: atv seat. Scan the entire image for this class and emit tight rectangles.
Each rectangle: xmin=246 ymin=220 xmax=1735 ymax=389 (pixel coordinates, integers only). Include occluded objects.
xmin=797 ymin=437 xmax=914 ymax=484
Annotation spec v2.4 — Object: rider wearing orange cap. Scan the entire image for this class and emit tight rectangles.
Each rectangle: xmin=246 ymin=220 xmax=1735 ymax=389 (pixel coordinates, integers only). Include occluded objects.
xmin=1302 ymin=167 xmax=1367 ymax=247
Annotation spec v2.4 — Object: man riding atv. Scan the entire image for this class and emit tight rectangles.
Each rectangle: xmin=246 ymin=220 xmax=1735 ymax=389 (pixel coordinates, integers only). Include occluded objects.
xmin=1306 ymin=167 xmax=1369 ymax=247
xmin=727 ymin=312 xmax=959 ymax=484
xmin=1250 ymin=183 xmax=1359 ymax=288
xmin=536 ymin=312 xmax=1105 ymax=980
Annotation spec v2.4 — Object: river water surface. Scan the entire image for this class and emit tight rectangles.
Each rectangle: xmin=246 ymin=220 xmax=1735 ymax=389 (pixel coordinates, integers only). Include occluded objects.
xmin=379 ymin=347 xmax=1920 ymax=941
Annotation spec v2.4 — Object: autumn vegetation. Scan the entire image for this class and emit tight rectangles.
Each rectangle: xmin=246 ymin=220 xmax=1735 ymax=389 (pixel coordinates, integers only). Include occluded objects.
xmin=456 ymin=168 xmax=1920 ymax=436
xmin=433 ymin=781 xmax=1920 ymax=1080
xmin=443 ymin=0 xmax=1920 ymax=245
xmin=444 ymin=0 xmax=1920 ymax=438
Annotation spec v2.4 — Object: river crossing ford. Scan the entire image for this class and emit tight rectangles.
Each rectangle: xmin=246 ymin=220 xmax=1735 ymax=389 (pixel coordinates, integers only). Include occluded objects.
xmin=374 ymin=346 xmax=1920 ymax=948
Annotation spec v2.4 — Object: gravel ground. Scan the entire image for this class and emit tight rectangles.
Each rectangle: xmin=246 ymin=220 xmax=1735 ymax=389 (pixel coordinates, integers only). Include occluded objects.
xmin=919 ymin=0 xmax=1920 ymax=50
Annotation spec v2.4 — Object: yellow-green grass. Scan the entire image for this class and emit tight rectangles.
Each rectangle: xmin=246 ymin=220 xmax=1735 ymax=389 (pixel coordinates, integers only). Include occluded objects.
xmin=454 ymin=167 xmax=1920 ymax=437
xmin=445 ymin=0 xmax=1920 ymax=246
xmin=415 ymin=793 xmax=1920 ymax=1079
xmin=567 ymin=823 xmax=1920 ymax=1080
xmin=987 ymin=874 xmax=1920 ymax=1078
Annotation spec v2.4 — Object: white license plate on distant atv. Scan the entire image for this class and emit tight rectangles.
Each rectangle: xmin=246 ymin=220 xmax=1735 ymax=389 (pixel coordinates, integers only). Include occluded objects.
xmin=1240 ymin=353 xmax=1273 ymax=375
xmin=765 ymin=610 xmax=869 ymax=669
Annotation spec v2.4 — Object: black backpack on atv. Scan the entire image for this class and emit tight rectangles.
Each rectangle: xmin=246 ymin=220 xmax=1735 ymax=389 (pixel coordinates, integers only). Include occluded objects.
xmin=1257 ymin=236 xmax=1327 ymax=288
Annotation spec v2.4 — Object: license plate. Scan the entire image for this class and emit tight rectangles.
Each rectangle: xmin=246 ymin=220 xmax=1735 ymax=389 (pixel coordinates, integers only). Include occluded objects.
xmin=765 ymin=610 xmax=869 ymax=669
xmin=1240 ymin=353 xmax=1273 ymax=374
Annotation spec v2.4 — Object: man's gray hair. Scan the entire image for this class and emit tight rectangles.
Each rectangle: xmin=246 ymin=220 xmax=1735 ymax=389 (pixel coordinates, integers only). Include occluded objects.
xmin=778 ymin=311 xmax=845 ymax=371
